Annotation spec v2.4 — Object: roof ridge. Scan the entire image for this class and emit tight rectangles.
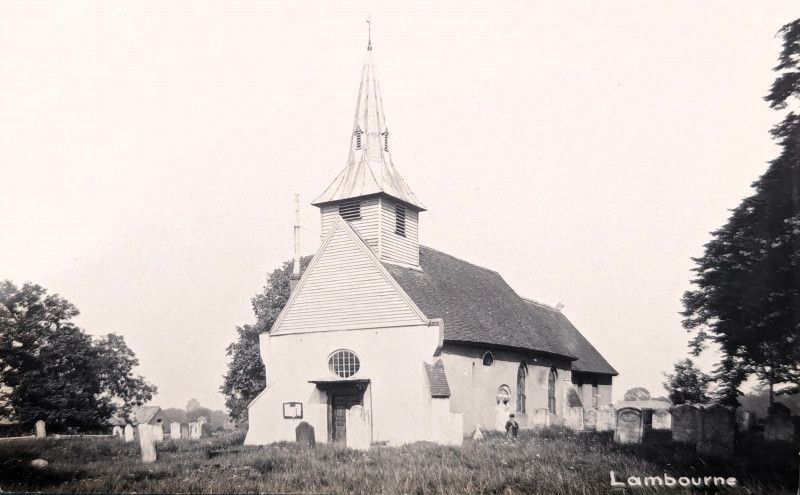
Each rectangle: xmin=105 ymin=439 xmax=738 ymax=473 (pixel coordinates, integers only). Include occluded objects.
xmin=418 ymin=245 xmax=501 ymax=275
xmin=521 ymin=297 xmax=559 ymax=312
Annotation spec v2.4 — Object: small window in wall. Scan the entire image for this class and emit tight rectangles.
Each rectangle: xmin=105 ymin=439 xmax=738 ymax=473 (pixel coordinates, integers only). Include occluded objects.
xmin=382 ymin=128 xmax=389 ymax=152
xmin=482 ymin=352 xmax=494 ymax=366
xmin=592 ymin=381 xmax=598 ymax=409
xmin=516 ymin=363 xmax=527 ymax=414
xmin=355 ymin=127 xmax=363 ymax=150
xmin=395 ymin=204 xmax=406 ymax=236
xmin=339 ymin=200 xmax=361 ymax=221
xmin=548 ymin=367 xmax=557 ymax=415
xmin=328 ymin=349 xmax=360 ymax=378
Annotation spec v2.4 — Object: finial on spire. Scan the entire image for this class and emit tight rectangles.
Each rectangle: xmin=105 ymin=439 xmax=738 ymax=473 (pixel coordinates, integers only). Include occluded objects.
xmin=366 ymin=16 xmax=372 ymax=51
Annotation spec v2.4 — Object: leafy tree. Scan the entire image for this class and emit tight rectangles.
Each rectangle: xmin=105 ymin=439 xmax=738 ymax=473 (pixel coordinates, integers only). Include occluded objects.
xmin=662 ymin=359 xmax=712 ymax=405
xmin=187 ymin=406 xmax=212 ymax=422
xmin=682 ymin=20 xmax=800 ymax=406
xmin=0 ymin=281 xmax=156 ymax=431
xmin=186 ymin=398 xmax=200 ymax=412
xmin=623 ymin=387 xmax=651 ymax=401
xmin=221 ymin=256 xmax=312 ymax=422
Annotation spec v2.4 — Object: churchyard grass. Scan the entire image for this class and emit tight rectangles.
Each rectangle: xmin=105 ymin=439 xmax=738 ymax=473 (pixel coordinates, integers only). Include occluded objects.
xmin=0 ymin=427 xmax=796 ymax=494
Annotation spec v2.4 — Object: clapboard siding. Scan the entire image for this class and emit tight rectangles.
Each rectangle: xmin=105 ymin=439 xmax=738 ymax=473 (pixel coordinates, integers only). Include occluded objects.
xmin=380 ymin=197 xmax=419 ymax=266
xmin=273 ymin=220 xmax=426 ymax=334
xmin=320 ymin=198 xmax=381 ymax=253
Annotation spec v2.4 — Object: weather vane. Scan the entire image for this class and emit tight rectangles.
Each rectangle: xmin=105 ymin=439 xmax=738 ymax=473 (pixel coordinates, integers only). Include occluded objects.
xmin=367 ymin=15 xmax=372 ymax=51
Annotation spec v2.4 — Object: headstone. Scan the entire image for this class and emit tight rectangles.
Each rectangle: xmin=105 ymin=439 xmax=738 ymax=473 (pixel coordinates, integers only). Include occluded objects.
xmin=697 ymin=404 xmax=735 ymax=458
xmin=124 ymin=424 xmax=135 ymax=442
xmin=531 ymin=408 xmax=562 ymax=428
xmin=565 ymin=407 xmax=584 ymax=431
xmin=346 ymin=405 xmax=370 ymax=450
xmin=201 ymin=423 xmax=212 ymax=438
xmin=189 ymin=422 xmax=201 ymax=440
xmin=295 ymin=421 xmax=316 ymax=447
xmin=472 ymin=423 xmax=484 ymax=440
xmin=584 ymin=408 xmax=598 ymax=430
xmin=652 ymin=409 xmax=671 ymax=430
xmin=671 ymin=404 xmax=701 ymax=444
xmin=494 ymin=401 xmax=511 ymax=431
xmin=735 ymin=410 xmax=756 ymax=432
xmin=596 ymin=405 xmax=616 ymax=432
xmin=180 ymin=423 xmax=190 ymax=439
xmin=614 ymin=407 xmax=643 ymax=444
xmin=112 ymin=426 xmax=123 ymax=438
xmin=153 ymin=423 xmax=164 ymax=443
xmin=30 ymin=459 xmax=48 ymax=469
xmin=137 ymin=424 xmax=157 ymax=463
xmin=35 ymin=420 xmax=46 ymax=438
xmin=197 ymin=416 xmax=207 ymax=426
xmin=764 ymin=412 xmax=797 ymax=442
xmin=170 ymin=422 xmax=180 ymax=440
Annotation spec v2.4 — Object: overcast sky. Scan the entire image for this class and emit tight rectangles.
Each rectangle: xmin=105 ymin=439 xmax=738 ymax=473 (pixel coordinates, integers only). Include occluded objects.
xmin=2 ymin=2 xmax=798 ymax=411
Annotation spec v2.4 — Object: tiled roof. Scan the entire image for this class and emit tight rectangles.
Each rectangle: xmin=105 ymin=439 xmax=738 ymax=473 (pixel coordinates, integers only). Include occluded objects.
xmin=424 ymin=359 xmax=451 ymax=398
xmin=133 ymin=406 xmax=161 ymax=424
xmin=384 ymin=246 xmax=616 ymax=375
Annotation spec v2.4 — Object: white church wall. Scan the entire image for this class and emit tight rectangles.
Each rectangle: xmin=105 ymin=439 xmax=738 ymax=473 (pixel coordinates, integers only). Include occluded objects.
xmin=246 ymin=322 xmax=441 ymax=446
xmin=439 ymin=344 xmax=572 ymax=433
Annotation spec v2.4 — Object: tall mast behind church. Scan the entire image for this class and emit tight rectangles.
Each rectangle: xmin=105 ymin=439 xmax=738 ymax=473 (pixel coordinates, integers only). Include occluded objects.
xmin=312 ymin=35 xmax=425 ymax=267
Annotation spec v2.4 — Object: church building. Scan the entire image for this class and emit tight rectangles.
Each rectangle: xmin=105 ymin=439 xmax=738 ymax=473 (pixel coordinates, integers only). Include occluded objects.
xmin=245 ymin=41 xmax=616 ymax=447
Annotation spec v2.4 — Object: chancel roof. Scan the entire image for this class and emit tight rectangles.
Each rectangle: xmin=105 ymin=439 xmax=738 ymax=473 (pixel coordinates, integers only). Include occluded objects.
xmin=383 ymin=247 xmax=617 ymax=375
xmin=312 ymin=48 xmax=426 ymax=211
xmin=424 ymin=359 xmax=451 ymax=398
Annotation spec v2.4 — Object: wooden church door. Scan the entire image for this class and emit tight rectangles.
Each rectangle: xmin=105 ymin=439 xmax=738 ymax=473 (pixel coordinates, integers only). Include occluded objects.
xmin=330 ymin=392 xmax=362 ymax=444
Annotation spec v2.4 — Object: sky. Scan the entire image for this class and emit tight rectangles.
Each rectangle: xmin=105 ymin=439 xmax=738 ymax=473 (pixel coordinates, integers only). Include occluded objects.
xmin=2 ymin=1 xmax=798 ymax=412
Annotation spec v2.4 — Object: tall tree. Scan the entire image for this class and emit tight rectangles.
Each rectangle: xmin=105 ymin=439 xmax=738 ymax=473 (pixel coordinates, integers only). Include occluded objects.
xmin=623 ymin=387 xmax=651 ymax=401
xmin=0 ymin=281 xmax=156 ymax=431
xmin=682 ymin=20 xmax=800 ymax=406
xmin=221 ymin=256 xmax=311 ymax=422
xmin=663 ymin=359 xmax=712 ymax=405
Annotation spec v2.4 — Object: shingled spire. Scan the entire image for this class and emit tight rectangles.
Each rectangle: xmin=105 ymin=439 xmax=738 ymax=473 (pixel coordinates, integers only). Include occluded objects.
xmin=311 ymin=46 xmax=426 ymax=211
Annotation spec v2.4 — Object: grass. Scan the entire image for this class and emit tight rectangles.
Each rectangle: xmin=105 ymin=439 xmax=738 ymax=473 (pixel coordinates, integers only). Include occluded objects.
xmin=0 ymin=427 xmax=796 ymax=494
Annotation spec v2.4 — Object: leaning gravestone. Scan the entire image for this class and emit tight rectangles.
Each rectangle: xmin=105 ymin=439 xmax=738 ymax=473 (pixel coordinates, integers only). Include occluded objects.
xmin=295 ymin=421 xmax=316 ymax=447
xmin=596 ymin=405 xmax=616 ymax=432
xmin=112 ymin=426 xmax=123 ymax=438
xmin=35 ymin=420 xmax=46 ymax=438
xmin=137 ymin=424 xmax=157 ymax=463
xmin=180 ymin=423 xmax=190 ymax=439
xmin=614 ymin=407 xmax=643 ymax=444
xmin=584 ymin=408 xmax=598 ymax=431
xmin=153 ymin=424 xmax=164 ymax=443
xmin=201 ymin=423 xmax=212 ymax=438
xmin=346 ymin=405 xmax=370 ymax=450
xmin=124 ymin=424 xmax=135 ymax=442
xmin=764 ymin=410 xmax=797 ymax=442
xmin=565 ymin=407 xmax=584 ymax=431
xmin=697 ymin=404 xmax=735 ymax=458
xmin=652 ymin=409 xmax=671 ymax=430
xmin=170 ymin=422 xmax=180 ymax=440
xmin=671 ymin=404 xmax=701 ymax=444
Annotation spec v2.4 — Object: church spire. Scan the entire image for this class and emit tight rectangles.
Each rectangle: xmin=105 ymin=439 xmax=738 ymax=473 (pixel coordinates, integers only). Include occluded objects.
xmin=311 ymin=44 xmax=426 ymax=211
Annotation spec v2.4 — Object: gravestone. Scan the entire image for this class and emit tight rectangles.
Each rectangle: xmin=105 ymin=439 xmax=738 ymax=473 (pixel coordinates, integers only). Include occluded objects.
xmin=565 ymin=407 xmax=584 ymax=431
xmin=197 ymin=416 xmax=207 ymax=426
xmin=189 ymin=422 xmax=201 ymax=440
xmin=35 ymin=420 xmax=46 ymax=438
xmin=494 ymin=401 xmax=511 ymax=431
xmin=346 ymin=405 xmax=371 ymax=450
xmin=137 ymin=424 xmax=157 ymax=463
xmin=124 ymin=424 xmax=135 ymax=442
xmin=180 ymin=423 xmax=190 ymax=439
xmin=584 ymin=408 xmax=598 ymax=430
xmin=614 ymin=407 xmax=643 ymax=444
xmin=735 ymin=410 xmax=756 ymax=432
xmin=472 ymin=422 xmax=484 ymax=440
xmin=652 ymin=409 xmax=671 ymax=430
xmin=153 ymin=423 xmax=164 ymax=443
xmin=671 ymin=404 xmax=701 ymax=444
xmin=295 ymin=421 xmax=316 ymax=447
xmin=170 ymin=422 xmax=180 ymax=440
xmin=764 ymin=410 xmax=797 ymax=442
xmin=112 ymin=426 xmax=123 ymax=438
xmin=596 ymin=405 xmax=616 ymax=432
xmin=201 ymin=423 xmax=212 ymax=438
xmin=697 ymin=404 xmax=735 ymax=458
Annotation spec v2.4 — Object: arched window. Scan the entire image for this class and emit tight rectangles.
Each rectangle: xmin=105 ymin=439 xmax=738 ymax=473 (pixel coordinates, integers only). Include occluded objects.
xmin=548 ymin=367 xmax=558 ymax=414
xmin=328 ymin=349 xmax=360 ymax=378
xmin=482 ymin=351 xmax=494 ymax=366
xmin=516 ymin=362 xmax=527 ymax=413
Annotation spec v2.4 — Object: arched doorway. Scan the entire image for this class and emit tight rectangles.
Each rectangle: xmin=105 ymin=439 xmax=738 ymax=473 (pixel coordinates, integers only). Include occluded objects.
xmin=548 ymin=367 xmax=558 ymax=414
xmin=516 ymin=363 xmax=527 ymax=414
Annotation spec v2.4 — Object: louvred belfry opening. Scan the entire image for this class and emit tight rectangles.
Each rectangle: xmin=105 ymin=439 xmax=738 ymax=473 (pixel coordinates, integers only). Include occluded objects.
xmin=312 ymin=44 xmax=425 ymax=267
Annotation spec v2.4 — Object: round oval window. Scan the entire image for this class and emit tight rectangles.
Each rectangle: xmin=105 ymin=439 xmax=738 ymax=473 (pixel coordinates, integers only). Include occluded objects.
xmin=328 ymin=350 xmax=360 ymax=378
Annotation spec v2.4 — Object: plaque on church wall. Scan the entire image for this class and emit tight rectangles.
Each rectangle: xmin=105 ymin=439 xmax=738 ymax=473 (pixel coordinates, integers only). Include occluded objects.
xmin=283 ymin=402 xmax=303 ymax=419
